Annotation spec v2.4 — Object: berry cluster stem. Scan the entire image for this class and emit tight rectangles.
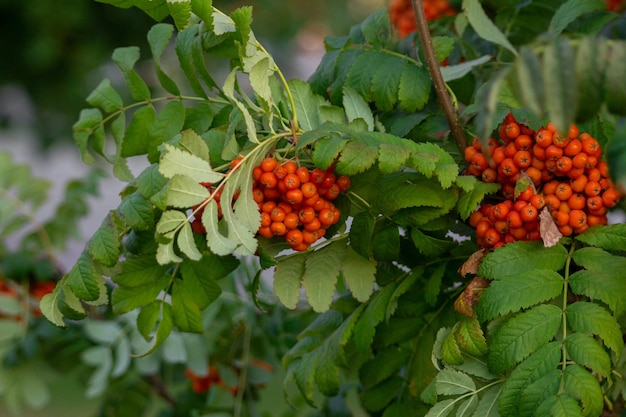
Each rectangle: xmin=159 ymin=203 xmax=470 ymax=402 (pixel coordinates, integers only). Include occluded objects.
xmin=410 ymin=0 xmax=467 ymax=151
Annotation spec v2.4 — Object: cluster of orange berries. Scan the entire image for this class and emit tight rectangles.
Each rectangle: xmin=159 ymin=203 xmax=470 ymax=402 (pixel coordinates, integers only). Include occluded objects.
xmin=464 ymin=113 xmax=622 ymax=248
xmin=389 ymin=0 xmax=456 ymax=37
xmin=252 ymin=157 xmax=350 ymax=252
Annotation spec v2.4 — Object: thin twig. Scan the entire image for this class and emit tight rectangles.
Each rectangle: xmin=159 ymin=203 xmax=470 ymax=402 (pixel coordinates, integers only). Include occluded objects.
xmin=409 ymin=0 xmax=468 ymax=151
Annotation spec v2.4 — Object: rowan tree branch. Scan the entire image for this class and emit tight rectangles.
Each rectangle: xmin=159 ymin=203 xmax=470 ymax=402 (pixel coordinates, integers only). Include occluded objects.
xmin=409 ymin=0 xmax=468 ymax=151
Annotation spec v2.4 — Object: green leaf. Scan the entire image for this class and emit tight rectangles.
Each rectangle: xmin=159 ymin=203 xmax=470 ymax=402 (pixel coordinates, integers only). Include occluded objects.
xmin=86 ymin=79 xmax=123 ymax=112
xmin=137 ymin=301 xmax=161 ymax=341
xmin=180 ymin=261 xmax=222 ymax=308
xmin=549 ymin=0 xmax=606 ymax=37
xmin=440 ymin=56 xmax=492 ymax=82
xmin=171 ymin=279 xmax=203 ymax=333
xmin=156 ymin=210 xmax=187 ymax=235
xmin=563 ymin=333 xmax=611 ymax=378
xmin=488 ymin=304 xmax=562 ymax=375
xmin=114 ymin=256 xmax=169 ymax=287
xmin=477 ymin=269 xmax=564 ymax=321
xmin=543 ymin=38 xmax=577 ymax=135
xmin=398 ymin=63 xmax=431 ymax=112
xmin=463 ymin=0 xmax=517 ymax=55
xmin=177 ymin=222 xmax=202 ymax=261
xmin=575 ymin=224 xmax=626 ymax=251
xmin=535 ymin=393 xmax=583 ymax=417
xmin=111 ymin=46 xmax=151 ymax=101
xmin=342 ymin=246 xmax=376 ymax=302
xmin=574 ymin=37 xmax=605 ymax=120
xmin=175 ymin=25 xmax=207 ymax=98
xmin=360 ymin=8 xmax=390 ymax=47
xmin=118 ymin=190 xmax=155 ymax=230
xmin=359 ymin=347 xmax=410 ymax=389
xmin=472 ymin=383 xmax=502 ymax=417
xmin=425 ymin=398 xmax=457 ymax=417
xmin=294 ymin=350 xmax=319 ymax=406
xmin=570 ymin=249 xmax=626 ymax=316
xmin=134 ymin=301 xmax=173 ymax=357
xmin=457 ymin=180 xmax=501 ymax=220
xmin=159 ymin=142 xmax=224 ymax=184
xmin=375 ymin=183 xmax=443 ymax=214
xmin=566 ymin=301 xmax=623 ymax=355
xmin=312 ymin=135 xmax=347 ymax=171
xmin=513 ymin=47 xmax=545 ymax=119
xmin=518 ymin=370 xmax=561 ymax=417
xmin=111 ymin=274 xmax=170 ymax=315
xmin=454 ymin=317 xmax=488 ymax=356
xmin=604 ymin=40 xmax=626 ymax=115
xmin=441 ymin=328 xmax=464 ymax=366
xmin=167 ymin=0 xmax=192 ymax=30
xmin=73 ymin=108 xmax=103 ymax=164
xmin=353 ymin=282 xmax=397 ymax=353
xmin=156 ymin=239 xmax=183 ymax=265
xmin=377 ymin=143 xmax=412 ymax=174
xmin=562 ymin=364 xmax=604 ymax=417
xmin=479 ymin=241 xmax=568 ymax=278
xmin=39 ymin=284 xmax=67 ymax=327
xmin=289 ymin=78 xmax=321 ymax=131
xmin=201 ymin=200 xmax=238 ymax=256
xmin=346 ymin=50 xmax=382 ymax=102
xmin=349 ymin=212 xmax=375 ymax=259
xmin=148 ymin=23 xmax=180 ymax=95
xmin=165 ymin=174 xmax=210 ymax=208
xmin=303 ymin=242 xmax=344 ymax=312
xmin=336 ymin=140 xmax=378 ymax=175
xmin=87 ymin=212 xmax=121 ymax=267
xmin=435 ymin=369 xmax=476 ymax=396
xmin=274 ymin=254 xmax=306 ymax=309
xmin=371 ymin=55 xmax=404 ymax=111
xmin=410 ymin=142 xmax=459 ymax=188
xmin=372 ymin=223 xmax=400 ymax=261
xmin=360 ymin=376 xmax=404 ymax=412
xmin=67 ymin=251 xmax=105 ymax=302
xmin=343 ymin=86 xmax=374 ymax=131
xmin=499 ymin=341 xmax=562 ymax=417
xmin=121 ymin=105 xmax=157 ymax=157
xmin=411 ymin=229 xmax=456 ymax=258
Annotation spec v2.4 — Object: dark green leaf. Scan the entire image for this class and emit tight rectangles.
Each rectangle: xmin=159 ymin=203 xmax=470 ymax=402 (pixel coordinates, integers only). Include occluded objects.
xmin=137 ymin=301 xmax=161 ymax=341
xmin=148 ymin=23 xmax=180 ymax=95
xmin=488 ymin=304 xmax=562 ymax=375
xmin=171 ymin=279 xmax=203 ymax=333
xmin=342 ymin=246 xmax=376 ymax=303
xmin=175 ymin=25 xmax=207 ymax=98
xmin=603 ymin=40 xmax=626 ymax=115
xmin=359 ymin=347 xmax=410 ymax=389
xmin=114 ymin=255 xmax=169 ymax=287
xmin=535 ymin=393 xmax=583 ymax=417
xmin=180 ymin=262 xmax=222 ymax=309
xmin=349 ymin=212 xmax=375 ymax=259
xmin=398 ymin=63 xmax=430 ymax=112
xmin=464 ymin=0 xmax=517 ymax=55
xmin=67 ymin=251 xmax=105 ymax=302
xmin=117 ymin=190 xmax=155 ymax=231
xmin=111 ymin=274 xmax=170 ymax=315
xmin=353 ymin=282 xmax=397 ymax=353
xmin=371 ymin=55 xmax=404 ymax=111
xmin=512 ymin=47 xmax=545 ymax=119
xmin=134 ymin=301 xmax=173 ymax=357
xmin=312 ymin=136 xmax=347 ymax=170
xmin=372 ymin=223 xmax=400 ymax=261
xmin=360 ymin=376 xmax=404 ymax=412
xmin=87 ymin=212 xmax=121 ymax=267
xmin=411 ymin=229 xmax=457 ymax=257
xmin=360 ymin=8 xmax=390 ymax=47
xmin=457 ymin=180 xmax=500 ymax=220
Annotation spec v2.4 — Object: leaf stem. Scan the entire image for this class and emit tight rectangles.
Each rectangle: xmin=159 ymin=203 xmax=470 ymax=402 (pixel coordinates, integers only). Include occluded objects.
xmin=409 ymin=0 xmax=467 ymax=151
xmin=560 ymin=241 xmax=576 ymax=378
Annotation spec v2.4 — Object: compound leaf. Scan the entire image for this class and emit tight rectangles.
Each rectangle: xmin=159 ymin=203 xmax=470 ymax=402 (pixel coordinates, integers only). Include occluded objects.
xmin=566 ymin=301 xmax=623 ymax=354
xmin=488 ymin=304 xmax=562 ymax=375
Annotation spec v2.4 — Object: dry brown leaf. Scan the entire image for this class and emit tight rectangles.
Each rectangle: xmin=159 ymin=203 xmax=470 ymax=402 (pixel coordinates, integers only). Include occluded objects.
xmin=539 ymin=206 xmax=563 ymax=248
xmin=458 ymin=249 xmax=486 ymax=277
xmin=454 ymin=276 xmax=490 ymax=318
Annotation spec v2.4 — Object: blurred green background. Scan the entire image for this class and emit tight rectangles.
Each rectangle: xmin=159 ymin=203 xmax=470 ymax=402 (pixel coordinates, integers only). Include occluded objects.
xmin=0 ymin=0 xmax=385 ymax=149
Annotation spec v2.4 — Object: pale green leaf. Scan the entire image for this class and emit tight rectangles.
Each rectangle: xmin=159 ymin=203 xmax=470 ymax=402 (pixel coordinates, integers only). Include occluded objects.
xmin=336 ymin=140 xmax=378 ymax=175
xmin=39 ymin=287 xmax=66 ymax=327
xmin=425 ymin=398 xmax=457 ymax=417
xmin=159 ymin=143 xmax=224 ymax=183
xmin=302 ymin=243 xmax=345 ymax=312
xmin=165 ymin=174 xmax=211 ymax=208
xmin=471 ymin=383 xmax=501 ymax=417
xmin=569 ymin=269 xmax=626 ymax=317
xmin=435 ymin=369 xmax=476 ymax=396
xmin=378 ymin=143 xmax=412 ymax=174
xmin=273 ymin=254 xmax=305 ymax=310
xmin=201 ymin=200 xmax=238 ymax=256
xmin=488 ymin=304 xmax=562 ymax=375
xmin=289 ymin=78 xmax=321 ymax=131
xmin=342 ymin=246 xmax=376 ymax=302
xmin=343 ymin=86 xmax=374 ymax=131
xmin=177 ymin=221 xmax=202 ymax=261
xmin=156 ymin=239 xmax=184 ymax=264
xmin=156 ymin=210 xmax=188 ymax=235
xmin=440 ymin=56 xmax=492 ymax=82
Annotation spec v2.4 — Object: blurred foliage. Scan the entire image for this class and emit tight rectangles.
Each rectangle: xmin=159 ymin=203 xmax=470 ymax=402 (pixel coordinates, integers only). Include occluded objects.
xmin=0 ymin=0 xmax=383 ymax=149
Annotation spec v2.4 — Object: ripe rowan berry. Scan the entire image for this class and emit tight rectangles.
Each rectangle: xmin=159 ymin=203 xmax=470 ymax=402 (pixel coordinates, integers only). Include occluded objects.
xmin=260 ymin=157 xmax=278 ymax=172
xmin=520 ymin=204 xmax=538 ymax=222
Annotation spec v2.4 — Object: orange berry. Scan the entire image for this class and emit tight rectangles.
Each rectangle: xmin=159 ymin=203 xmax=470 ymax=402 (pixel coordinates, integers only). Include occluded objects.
xmin=284 ymin=212 xmax=299 ymax=229
xmin=535 ymin=129 xmax=553 ymax=147
xmin=484 ymin=228 xmax=501 ymax=247
xmin=545 ymin=194 xmax=561 ymax=211
xmin=567 ymin=193 xmax=586 ymax=210
xmin=513 ymin=150 xmax=532 ymax=169
xmin=506 ymin=211 xmax=523 ymax=229
xmin=286 ymin=229 xmax=304 ymax=247
xmin=520 ymin=204 xmax=538 ymax=222
xmin=568 ymin=209 xmax=587 ymax=228
xmin=602 ymin=188 xmax=621 ymax=208
xmin=270 ymin=222 xmax=287 ymax=236
xmin=584 ymin=181 xmax=602 ymax=197
xmin=530 ymin=194 xmax=546 ymax=210
xmin=260 ymin=157 xmax=278 ymax=172
xmin=259 ymin=171 xmax=278 ymax=189
xmin=515 ymin=134 xmax=533 ymax=150
xmin=564 ymin=139 xmax=582 ymax=156
xmin=505 ymin=122 xmax=521 ymax=139
xmin=555 ymin=183 xmax=573 ymax=201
